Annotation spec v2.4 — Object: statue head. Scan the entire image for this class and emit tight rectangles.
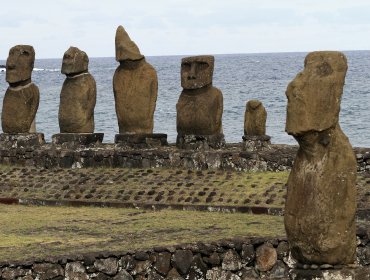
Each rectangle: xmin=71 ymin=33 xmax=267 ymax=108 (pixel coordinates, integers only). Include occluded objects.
xmin=285 ymin=51 xmax=347 ymax=136
xmin=181 ymin=55 xmax=214 ymax=90
xmin=115 ymin=25 xmax=144 ymax=62
xmin=6 ymin=45 xmax=35 ymax=84
xmin=61 ymin=46 xmax=89 ymax=75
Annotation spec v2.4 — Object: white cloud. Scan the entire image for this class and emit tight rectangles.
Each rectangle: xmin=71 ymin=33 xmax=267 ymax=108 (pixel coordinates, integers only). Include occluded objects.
xmin=1 ymin=0 xmax=370 ymax=59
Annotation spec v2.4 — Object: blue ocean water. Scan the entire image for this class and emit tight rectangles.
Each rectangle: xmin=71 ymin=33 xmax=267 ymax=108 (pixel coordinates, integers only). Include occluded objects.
xmin=0 ymin=51 xmax=369 ymax=147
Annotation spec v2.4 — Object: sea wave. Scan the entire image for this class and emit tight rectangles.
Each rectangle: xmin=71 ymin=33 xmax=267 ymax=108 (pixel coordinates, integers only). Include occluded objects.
xmin=33 ymin=68 xmax=59 ymax=72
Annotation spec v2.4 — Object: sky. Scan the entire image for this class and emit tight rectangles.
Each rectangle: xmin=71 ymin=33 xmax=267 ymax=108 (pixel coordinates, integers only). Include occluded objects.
xmin=1 ymin=0 xmax=370 ymax=59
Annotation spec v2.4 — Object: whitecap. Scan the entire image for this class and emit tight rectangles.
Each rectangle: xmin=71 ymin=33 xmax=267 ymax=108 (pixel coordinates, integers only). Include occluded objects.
xmin=33 ymin=68 xmax=60 ymax=72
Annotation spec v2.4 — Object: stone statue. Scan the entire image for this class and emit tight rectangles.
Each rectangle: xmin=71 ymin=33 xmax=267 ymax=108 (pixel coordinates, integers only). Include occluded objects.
xmin=2 ymin=45 xmax=39 ymax=133
xmin=284 ymin=51 xmax=357 ymax=265
xmin=244 ymin=100 xmax=266 ymax=136
xmin=242 ymin=99 xmax=270 ymax=151
xmin=52 ymin=47 xmax=103 ymax=147
xmin=176 ymin=55 xmax=224 ymax=149
xmin=59 ymin=46 xmax=96 ymax=133
xmin=113 ymin=25 xmax=158 ymax=134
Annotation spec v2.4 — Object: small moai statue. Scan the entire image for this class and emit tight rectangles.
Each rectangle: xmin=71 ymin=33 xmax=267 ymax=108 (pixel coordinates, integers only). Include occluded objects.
xmin=52 ymin=46 xmax=103 ymax=147
xmin=0 ymin=45 xmax=44 ymax=147
xmin=176 ymin=55 xmax=225 ymax=149
xmin=242 ymin=100 xmax=270 ymax=151
xmin=113 ymin=26 xmax=167 ymax=147
xmin=284 ymin=51 xmax=357 ymax=265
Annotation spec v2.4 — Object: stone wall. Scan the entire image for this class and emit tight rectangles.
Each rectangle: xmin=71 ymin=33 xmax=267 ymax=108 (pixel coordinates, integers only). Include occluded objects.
xmin=0 ymin=234 xmax=369 ymax=280
xmin=0 ymin=143 xmax=369 ymax=172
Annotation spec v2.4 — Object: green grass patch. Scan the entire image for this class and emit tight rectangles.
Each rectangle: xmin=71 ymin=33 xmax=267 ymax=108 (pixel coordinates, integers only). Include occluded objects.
xmin=0 ymin=204 xmax=284 ymax=261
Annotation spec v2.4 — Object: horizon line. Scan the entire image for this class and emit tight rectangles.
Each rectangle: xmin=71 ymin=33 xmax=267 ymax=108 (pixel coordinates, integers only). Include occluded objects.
xmin=0 ymin=49 xmax=369 ymax=61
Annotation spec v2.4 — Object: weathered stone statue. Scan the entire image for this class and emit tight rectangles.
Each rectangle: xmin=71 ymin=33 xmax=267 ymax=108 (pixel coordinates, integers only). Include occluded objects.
xmin=113 ymin=25 xmax=158 ymax=134
xmin=2 ymin=45 xmax=39 ymax=133
xmin=242 ymin=100 xmax=270 ymax=151
xmin=53 ymin=47 xmax=103 ymax=147
xmin=176 ymin=55 xmax=224 ymax=149
xmin=284 ymin=51 xmax=357 ymax=265
xmin=244 ymin=100 xmax=266 ymax=136
xmin=112 ymin=26 xmax=166 ymax=147
xmin=59 ymin=46 xmax=96 ymax=133
xmin=0 ymin=45 xmax=44 ymax=147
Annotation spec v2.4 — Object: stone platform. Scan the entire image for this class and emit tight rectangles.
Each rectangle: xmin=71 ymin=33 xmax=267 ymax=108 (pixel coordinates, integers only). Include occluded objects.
xmin=114 ymin=133 xmax=168 ymax=148
xmin=51 ymin=133 xmax=104 ymax=147
xmin=242 ymin=135 xmax=271 ymax=152
xmin=176 ymin=133 xmax=226 ymax=150
xmin=0 ymin=133 xmax=45 ymax=148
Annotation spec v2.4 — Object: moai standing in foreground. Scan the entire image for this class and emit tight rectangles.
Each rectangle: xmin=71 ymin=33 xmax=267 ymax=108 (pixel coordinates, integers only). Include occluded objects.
xmin=113 ymin=26 xmax=166 ymax=147
xmin=243 ymin=100 xmax=270 ymax=151
xmin=284 ymin=51 xmax=357 ymax=265
xmin=53 ymin=47 xmax=103 ymax=146
xmin=176 ymin=55 xmax=224 ymax=149
xmin=1 ymin=45 xmax=44 ymax=146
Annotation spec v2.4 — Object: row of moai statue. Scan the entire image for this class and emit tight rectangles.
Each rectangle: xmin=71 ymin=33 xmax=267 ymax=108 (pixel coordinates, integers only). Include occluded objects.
xmin=1 ymin=26 xmax=269 ymax=150
xmin=1 ymin=27 xmax=358 ymax=267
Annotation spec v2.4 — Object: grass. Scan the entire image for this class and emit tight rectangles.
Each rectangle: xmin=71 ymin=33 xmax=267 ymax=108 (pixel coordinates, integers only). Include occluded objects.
xmin=0 ymin=165 xmax=369 ymax=208
xmin=0 ymin=204 xmax=285 ymax=261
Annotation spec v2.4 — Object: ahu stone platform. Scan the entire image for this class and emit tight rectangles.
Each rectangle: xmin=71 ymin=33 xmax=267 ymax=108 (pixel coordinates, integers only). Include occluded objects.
xmin=0 ymin=141 xmax=368 ymax=172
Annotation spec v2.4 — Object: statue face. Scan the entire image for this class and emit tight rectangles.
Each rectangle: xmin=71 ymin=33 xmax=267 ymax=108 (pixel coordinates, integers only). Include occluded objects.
xmin=6 ymin=45 xmax=35 ymax=84
xmin=61 ymin=47 xmax=89 ymax=75
xmin=285 ymin=51 xmax=347 ymax=136
xmin=181 ymin=56 xmax=214 ymax=89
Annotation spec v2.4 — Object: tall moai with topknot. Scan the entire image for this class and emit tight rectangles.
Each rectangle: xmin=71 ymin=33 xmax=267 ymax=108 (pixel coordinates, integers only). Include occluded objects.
xmin=284 ymin=51 xmax=357 ymax=266
xmin=113 ymin=26 xmax=167 ymax=147
xmin=176 ymin=55 xmax=225 ymax=150
xmin=0 ymin=45 xmax=44 ymax=147
xmin=242 ymin=99 xmax=270 ymax=151
xmin=52 ymin=46 xmax=103 ymax=147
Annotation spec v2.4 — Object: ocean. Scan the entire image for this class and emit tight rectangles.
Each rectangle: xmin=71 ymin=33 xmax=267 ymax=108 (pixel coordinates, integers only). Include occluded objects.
xmin=0 ymin=51 xmax=369 ymax=147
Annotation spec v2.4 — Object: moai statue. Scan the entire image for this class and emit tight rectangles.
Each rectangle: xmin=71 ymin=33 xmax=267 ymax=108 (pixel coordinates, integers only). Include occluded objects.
xmin=284 ymin=51 xmax=357 ymax=265
xmin=53 ymin=46 xmax=103 ymax=147
xmin=0 ymin=45 xmax=44 ymax=146
xmin=244 ymin=100 xmax=266 ymax=136
xmin=113 ymin=26 xmax=166 ymax=147
xmin=2 ymin=45 xmax=39 ymax=133
xmin=176 ymin=55 xmax=224 ymax=149
xmin=242 ymin=100 xmax=270 ymax=151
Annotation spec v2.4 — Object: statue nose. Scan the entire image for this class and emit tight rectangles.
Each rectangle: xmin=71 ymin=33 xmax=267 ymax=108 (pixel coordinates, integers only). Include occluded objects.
xmin=188 ymin=64 xmax=197 ymax=80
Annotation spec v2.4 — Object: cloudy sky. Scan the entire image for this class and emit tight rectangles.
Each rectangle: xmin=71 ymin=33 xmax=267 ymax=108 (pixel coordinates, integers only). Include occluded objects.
xmin=1 ymin=0 xmax=370 ymax=59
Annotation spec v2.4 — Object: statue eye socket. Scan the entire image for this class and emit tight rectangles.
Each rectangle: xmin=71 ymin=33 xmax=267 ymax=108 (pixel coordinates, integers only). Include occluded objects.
xmin=198 ymin=62 xmax=209 ymax=70
xmin=20 ymin=51 xmax=30 ymax=56
xmin=181 ymin=62 xmax=191 ymax=71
